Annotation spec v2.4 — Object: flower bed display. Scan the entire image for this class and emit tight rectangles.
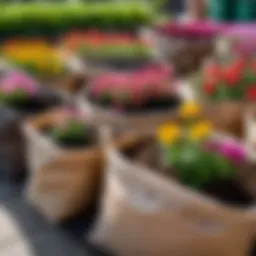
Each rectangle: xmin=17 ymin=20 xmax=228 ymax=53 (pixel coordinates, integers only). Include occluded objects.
xmin=197 ymin=58 xmax=255 ymax=137
xmin=150 ymin=22 xmax=220 ymax=75
xmin=1 ymin=39 xmax=89 ymax=101
xmin=0 ymin=71 xmax=60 ymax=180
xmin=0 ymin=3 xmax=154 ymax=38
xmin=90 ymin=102 xmax=256 ymax=256
xmin=78 ymin=64 xmax=188 ymax=131
xmin=62 ymin=30 xmax=152 ymax=70
xmin=1 ymin=40 xmax=65 ymax=78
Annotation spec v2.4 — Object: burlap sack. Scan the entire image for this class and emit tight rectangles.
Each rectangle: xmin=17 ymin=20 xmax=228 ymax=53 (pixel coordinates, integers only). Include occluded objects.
xmin=90 ymin=132 xmax=256 ymax=256
xmin=77 ymin=81 xmax=195 ymax=132
xmin=22 ymin=110 xmax=139 ymax=223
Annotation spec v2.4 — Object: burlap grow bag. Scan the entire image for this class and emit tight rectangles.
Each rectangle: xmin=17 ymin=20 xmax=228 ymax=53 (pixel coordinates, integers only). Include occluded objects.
xmin=23 ymin=110 xmax=103 ymax=222
xmin=23 ymin=111 xmax=140 ymax=223
xmin=90 ymin=133 xmax=256 ymax=256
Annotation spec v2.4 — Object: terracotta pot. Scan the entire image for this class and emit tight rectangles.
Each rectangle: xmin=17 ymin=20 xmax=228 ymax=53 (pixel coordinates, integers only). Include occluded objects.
xmin=90 ymin=132 xmax=256 ymax=256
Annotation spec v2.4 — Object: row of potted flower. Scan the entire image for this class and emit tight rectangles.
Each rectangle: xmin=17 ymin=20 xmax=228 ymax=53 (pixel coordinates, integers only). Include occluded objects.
xmin=62 ymin=30 xmax=153 ymax=70
xmin=1 ymin=27 xmax=256 ymax=255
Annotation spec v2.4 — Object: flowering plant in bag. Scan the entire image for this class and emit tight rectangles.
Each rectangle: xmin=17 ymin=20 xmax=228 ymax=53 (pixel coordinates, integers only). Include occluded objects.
xmin=2 ymin=40 xmax=64 ymax=76
xmin=50 ymin=108 xmax=91 ymax=146
xmin=0 ymin=71 xmax=39 ymax=107
xmin=157 ymin=102 xmax=246 ymax=188
xmin=88 ymin=64 xmax=179 ymax=110
xmin=201 ymin=58 xmax=256 ymax=101
xmin=63 ymin=30 xmax=150 ymax=59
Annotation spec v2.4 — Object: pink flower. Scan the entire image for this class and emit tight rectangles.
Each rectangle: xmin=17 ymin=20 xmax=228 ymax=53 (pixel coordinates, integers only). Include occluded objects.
xmin=0 ymin=71 xmax=38 ymax=96
xmin=217 ymin=141 xmax=246 ymax=163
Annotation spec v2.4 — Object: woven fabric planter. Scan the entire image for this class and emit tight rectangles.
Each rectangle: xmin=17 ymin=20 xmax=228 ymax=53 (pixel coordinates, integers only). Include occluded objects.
xmin=22 ymin=110 xmax=139 ymax=222
xmin=0 ymin=89 xmax=60 ymax=181
xmin=77 ymin=81 xmax=194 ymax=132
xmin=142 ymin=24 xmax=219 ymax=76
xmin=90 ymin=132 xmax=256 ymax=256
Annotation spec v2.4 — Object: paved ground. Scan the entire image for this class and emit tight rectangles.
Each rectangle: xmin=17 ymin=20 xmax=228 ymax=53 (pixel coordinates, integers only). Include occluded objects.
xmin=0 ymin=176 xmax=111 ymax=256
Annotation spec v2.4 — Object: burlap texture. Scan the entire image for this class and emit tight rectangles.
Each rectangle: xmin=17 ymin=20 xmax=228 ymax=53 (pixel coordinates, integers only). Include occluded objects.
xmin=23 ymin=109 xmax=103 ymax=222
xmin=23 ymin=110 xmax=137 ymax=223
xmin=90 ymin=132 xmax=256 ymax=256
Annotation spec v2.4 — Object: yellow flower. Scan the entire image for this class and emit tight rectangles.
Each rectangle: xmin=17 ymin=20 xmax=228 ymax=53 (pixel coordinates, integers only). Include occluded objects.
xmin=157 ymin=123 xmax=181 ymax=144
xmin=190 ymin=121 xmax=212 ymax=140
xmin=179 ymin=101 xmax=202 ymax=119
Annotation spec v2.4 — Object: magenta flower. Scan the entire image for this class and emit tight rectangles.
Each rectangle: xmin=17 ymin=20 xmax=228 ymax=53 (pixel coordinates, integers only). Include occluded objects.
xmin=89 ymin=64 xmax=175 ymax=107
xmin=0 ymin=71 xmax=38 ymax=96
xmin=217 ymin=141 xmax=246 ymax=163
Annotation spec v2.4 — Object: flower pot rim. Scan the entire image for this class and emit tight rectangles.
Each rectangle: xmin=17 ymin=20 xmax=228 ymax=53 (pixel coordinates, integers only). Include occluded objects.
xmin=22 ymin=108 xmax=100 ymax=154
xmin=78 ymin=80 xmax=194 ymax=122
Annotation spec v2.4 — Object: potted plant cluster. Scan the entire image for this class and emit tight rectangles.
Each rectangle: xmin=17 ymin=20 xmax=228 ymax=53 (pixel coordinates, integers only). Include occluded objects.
xmin=79 ymin=64 xmax=186 ymax=130
xmin=197 ymin=58 xmax=256 ymax=137
xmin=90 ymin=102 xmax=256 ymax=256
xmin=1 ymin=40 xmax=65 ymax=78
xmin=62 ymin=30 xmax=152 ymax=70
xmin=0 ymin=71 xmax=60 ymax=180
xmin=149 ymin=22 xmax=220 ymax=75
xmin=1 ymin=39 xmax=89 ymax=101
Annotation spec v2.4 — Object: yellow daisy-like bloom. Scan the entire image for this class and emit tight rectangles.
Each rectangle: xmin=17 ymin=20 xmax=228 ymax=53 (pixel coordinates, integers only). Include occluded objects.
xmin=157 ymin=123 xmax=181 ymax=145
xmin=190 ymin=121 xmax=212 ymax=141
xmin=179 ymin=101 xmax=202 ymax=120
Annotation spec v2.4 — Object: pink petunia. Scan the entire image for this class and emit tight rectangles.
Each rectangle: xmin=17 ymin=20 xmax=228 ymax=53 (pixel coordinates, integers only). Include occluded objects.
xmin=0 ymin=71 xmax=39 ymax=96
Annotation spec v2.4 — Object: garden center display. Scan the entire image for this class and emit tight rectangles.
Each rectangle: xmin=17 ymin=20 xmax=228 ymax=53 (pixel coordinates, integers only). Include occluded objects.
xmin=90 ymin=102 xmax=256 ymax=256
xmin=62 ymin=30 xmax=152 ymax=71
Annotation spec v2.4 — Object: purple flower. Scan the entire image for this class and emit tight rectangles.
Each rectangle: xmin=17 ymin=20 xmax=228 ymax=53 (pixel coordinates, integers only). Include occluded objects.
xmin=217 ymin=141 xmax=246 ymax=163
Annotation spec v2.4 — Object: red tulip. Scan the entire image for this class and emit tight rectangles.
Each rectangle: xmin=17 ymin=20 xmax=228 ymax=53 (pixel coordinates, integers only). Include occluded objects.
xmin=246 ymin=86 xmax=256 ymax=101
xmin=222 ymin=65 xmax=241 ymax=86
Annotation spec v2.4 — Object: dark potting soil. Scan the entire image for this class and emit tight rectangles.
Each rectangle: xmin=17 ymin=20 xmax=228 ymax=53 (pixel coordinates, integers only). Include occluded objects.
xmin=85 ymin=57 xmax=152 ymax=72
xmin=123 ymin=138 xmax=255 ymax=207
xmin=6 ymin=92 xmax=61 ymax=116
xmin=43 ymin=126 xmax=98 ymax=149
xmin=87 ymin=93 xmax=182 ymax=114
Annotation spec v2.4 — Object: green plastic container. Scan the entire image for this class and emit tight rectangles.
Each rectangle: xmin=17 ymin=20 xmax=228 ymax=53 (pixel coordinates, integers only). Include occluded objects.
xmin=235 ymin=0 xmax=256 ymax=21
xmin=208 ymin=0 xmax=237 ymax=21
